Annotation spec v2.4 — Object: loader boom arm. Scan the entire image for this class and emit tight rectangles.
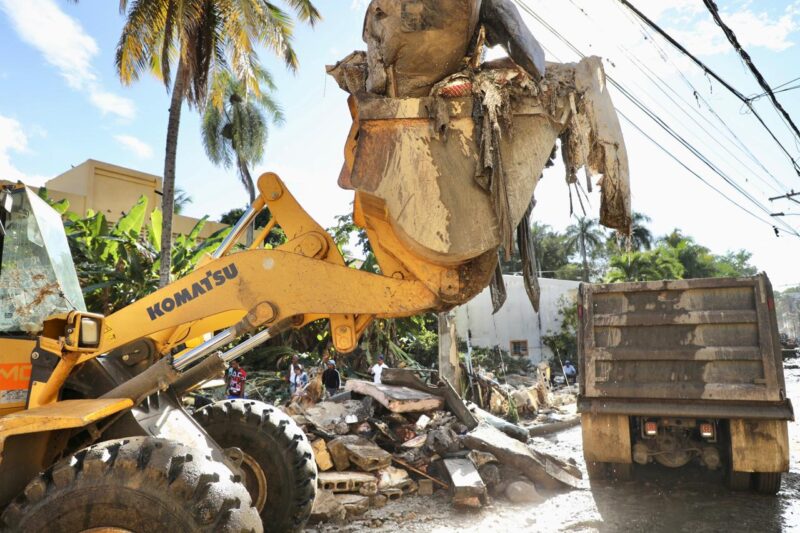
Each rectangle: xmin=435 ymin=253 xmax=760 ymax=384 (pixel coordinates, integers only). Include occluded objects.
xmin=27 ymin=172 xmax=490 ymax=408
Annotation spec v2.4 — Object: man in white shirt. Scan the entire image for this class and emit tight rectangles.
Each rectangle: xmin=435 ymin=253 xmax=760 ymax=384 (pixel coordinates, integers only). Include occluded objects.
xmin=370 ymin=354 xmax=388 ymax=384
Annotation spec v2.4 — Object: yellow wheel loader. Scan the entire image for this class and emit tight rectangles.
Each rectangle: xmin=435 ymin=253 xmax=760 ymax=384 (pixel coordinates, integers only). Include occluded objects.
xmin=0 ymin=7 xmax=633 ymax=529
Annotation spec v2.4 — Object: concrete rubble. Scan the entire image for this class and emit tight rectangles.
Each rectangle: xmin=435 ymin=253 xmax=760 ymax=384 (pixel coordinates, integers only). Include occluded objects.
xmin=289 ymin=367 xmax=581 ymax=526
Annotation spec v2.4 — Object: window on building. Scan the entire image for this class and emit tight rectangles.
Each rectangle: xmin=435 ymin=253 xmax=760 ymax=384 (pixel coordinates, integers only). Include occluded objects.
xmin=510 ymin=340 xmax=528 ymax=357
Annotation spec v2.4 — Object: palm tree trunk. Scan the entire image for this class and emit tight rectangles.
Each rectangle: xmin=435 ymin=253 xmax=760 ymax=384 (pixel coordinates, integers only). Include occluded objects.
xmin=237 ymin=157 xmax=256 ymax=246
xmin=158 ymin=59 xmax=186 ymax=287
xmin=580 ymin=233 xmax=589 ymax=282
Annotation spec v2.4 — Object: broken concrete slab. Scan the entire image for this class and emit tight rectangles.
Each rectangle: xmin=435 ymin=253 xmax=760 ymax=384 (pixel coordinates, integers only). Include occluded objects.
xmin=377 ymin=466 xmax=416 ymax=494
xmin=443 ymin=457 xmax=487 ymax=507
xmin=462 ymin=423 xmax=582 ymax=491
xmin=345 ymin=379 xmax=444 ymax=413
xmin=303 ymin=400 xmax=370 ymax=432
xmin=328 ymin=435 xmax=393 ymax=472
xmin=310 ymin=489 xmax=346 ymax=524
xmin=335 ymin=493 xmax=371 ymax=517
xmin=311 ymin=438 xmax=334 ymax=472
xmin=318 ymin=471 xmax=377 ymax=493
xmin=327 ymin=435 xmax=358 ymax=471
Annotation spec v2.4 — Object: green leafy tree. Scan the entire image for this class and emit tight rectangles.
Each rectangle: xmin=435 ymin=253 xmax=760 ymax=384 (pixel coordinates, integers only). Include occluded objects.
xmin=174 ymin=188 xmax=193 ymax=215
xmin=714 ymin=250 xmax=758 ymax=277
xmin=219 ymin=207 xmax=286 ymax=248
xmin=565 ymin=217 xmax=604 ymax=282
xmin=607 ymin=211 xmax=653 ymax=254
xmin=605 ymin=246 xmax=685 ymax=282
xmin=64 ymin=197 xmax=229 ymax=314
xmin=202 ymin=69 xmax=284 ymax=242
xmin=114 ymin=0 xmax=320 ymax=287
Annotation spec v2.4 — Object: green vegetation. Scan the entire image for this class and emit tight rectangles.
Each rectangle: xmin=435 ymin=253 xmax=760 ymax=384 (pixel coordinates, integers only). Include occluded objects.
xmin=510 ymin=213 xmax=757 ymax=283
xmin=39 ymin=191 xmax=229 ymax=315
xmin=113 ymin=0 xmax=320 ymax=287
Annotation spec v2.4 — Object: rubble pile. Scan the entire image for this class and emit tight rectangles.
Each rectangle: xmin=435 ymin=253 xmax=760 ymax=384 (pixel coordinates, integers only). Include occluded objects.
xmin=283 ymin=368 xmax=581 ymax=525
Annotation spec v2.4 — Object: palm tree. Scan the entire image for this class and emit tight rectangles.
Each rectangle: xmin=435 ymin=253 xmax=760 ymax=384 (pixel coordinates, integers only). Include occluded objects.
xmin=607 ymin=211 xmax=653 ymax=255
xmin=606 ymin=247 xmax=684 ymax=282
xmin=629 ymin=212 xmax=653 ymax=251
xmin=565 ymin=217 xmax=603 ymax=282
xmin=202 ymin=69 xmax=283 ymax=242
xmin=115 ymin=0 xmax=320 ymax=286
xmin=173 ymin=188 xmax=193 ymax=215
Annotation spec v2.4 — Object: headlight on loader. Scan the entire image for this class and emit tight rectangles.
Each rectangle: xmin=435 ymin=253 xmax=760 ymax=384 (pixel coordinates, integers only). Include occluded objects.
xmin=79 ymin=316 xmax=101 ymax=347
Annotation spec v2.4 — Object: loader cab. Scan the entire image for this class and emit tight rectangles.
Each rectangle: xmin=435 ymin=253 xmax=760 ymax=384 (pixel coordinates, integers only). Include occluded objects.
xmin=0 ymin=185 xmax=85 ymax=414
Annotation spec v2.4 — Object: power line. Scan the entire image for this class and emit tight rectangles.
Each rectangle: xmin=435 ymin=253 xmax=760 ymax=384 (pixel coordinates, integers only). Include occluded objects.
xmin=616 ymin=0 xmax=800 ymax=177
xmin=566 ymin=0 xmax=787 ymax=195
xmin=702 ymin=0 xmax=800 ymax=144
xmin=612 ymin=0 xmax=790 ymax=191
xmin=511 ymin=0 xmax=800 ymax=238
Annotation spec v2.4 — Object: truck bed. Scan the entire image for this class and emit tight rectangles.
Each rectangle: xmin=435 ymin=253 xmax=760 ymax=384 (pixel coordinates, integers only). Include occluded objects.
xmin=578 ymin=275 xmax=791 ymax=416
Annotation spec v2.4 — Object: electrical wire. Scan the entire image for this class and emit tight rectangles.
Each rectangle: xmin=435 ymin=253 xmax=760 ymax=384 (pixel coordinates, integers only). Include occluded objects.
xmin=616 ymin=0 xmax=800 ymax=176
xmin=511 ymin=0 xmax=800 ymax=238
xmin=702 ymin=0 xmax=800 ymax=145
xmin=567 ymin=0 xmax=787 ymax=195
xmin=612 ymin=1 xmax=793 ymax=190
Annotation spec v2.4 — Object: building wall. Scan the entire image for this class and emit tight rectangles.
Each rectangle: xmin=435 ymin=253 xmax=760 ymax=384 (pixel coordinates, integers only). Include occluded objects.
xmin=453 ymin=275 xmax=580 ymax=364
xmin=44 ymin=159 xmax=227 ymax=238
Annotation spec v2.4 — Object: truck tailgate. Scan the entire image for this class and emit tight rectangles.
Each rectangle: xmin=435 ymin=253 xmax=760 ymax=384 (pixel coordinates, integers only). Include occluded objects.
xmin=579 ymin=275 xmax=787 ymax=403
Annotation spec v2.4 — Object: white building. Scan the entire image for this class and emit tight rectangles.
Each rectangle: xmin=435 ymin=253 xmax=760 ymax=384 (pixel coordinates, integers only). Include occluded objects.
xmin=453 ymin=275 xmax=580 ymax=364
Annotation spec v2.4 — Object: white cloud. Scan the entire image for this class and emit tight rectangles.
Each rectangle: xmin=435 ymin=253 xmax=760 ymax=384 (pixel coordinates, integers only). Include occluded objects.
xmin=115 ymin=135 xmax=153 ymax=159
xmin=91 ymin=90 xmax=136 ymax=120
xmin=350 ymin=0 xmax=368 ymax=11
xmin=636 ymin=0 xmax=800 ymax=56
xmin=0 ymin=0 xmax=135 ymax=119
xmin=0 ymin=115 xmax=48 ymax=186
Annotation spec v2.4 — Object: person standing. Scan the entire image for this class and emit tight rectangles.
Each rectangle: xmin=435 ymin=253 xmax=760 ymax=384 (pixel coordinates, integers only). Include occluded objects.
xmin=563 ymin=360 xmax=577 ymax=385
xmin=322 ymin=360 xmax=341 ymax=398
xmin=225 ymin=360 xmax=247 ymax=399
xmin=370 ymin=354 xmax=389 ymax=384
xmin=286 ymin=354 xmax=300 ymax=386
xmin=292 ymin=365 xmax=310 ymax=398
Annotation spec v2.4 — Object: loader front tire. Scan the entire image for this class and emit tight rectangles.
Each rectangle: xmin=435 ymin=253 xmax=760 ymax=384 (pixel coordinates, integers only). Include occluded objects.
xmin=0 ymin=436 xmax=261 ymax=533
xmin=194 ymin=399 xmax=317 ymax=532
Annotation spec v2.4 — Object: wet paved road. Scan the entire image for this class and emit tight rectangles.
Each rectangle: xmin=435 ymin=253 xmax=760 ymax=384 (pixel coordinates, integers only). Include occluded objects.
xmin=314 ymin=366 xmax=800 ymax=533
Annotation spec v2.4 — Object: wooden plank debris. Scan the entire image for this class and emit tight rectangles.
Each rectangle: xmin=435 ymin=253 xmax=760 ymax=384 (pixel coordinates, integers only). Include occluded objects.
xmin=345 ymin=379 xmax=444 ymax=413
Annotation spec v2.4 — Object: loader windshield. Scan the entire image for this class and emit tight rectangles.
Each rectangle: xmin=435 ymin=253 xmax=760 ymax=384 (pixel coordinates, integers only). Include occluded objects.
xmin=0 ymin=187 xmax=86 ymax=335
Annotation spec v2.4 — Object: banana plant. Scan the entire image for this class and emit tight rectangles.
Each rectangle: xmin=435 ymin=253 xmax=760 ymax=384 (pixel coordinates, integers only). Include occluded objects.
xmin=46 ymin=193 xmax=230 ymax=315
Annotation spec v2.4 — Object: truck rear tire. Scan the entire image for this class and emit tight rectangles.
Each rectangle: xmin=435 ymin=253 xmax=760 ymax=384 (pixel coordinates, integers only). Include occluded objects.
xmin=194 ymin=399 xmax=317 ymax=532
xmin=0 ymin=436 xmax=261 ymax=533
xmin=728 ymin=468 xmax=752 ymax=491
xmin=755 ymin=472 xmax=782 ymax=494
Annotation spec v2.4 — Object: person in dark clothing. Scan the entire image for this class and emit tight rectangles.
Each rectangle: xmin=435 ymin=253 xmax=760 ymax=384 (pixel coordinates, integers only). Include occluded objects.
xmin=322 ymin=360 xmax=341 ymax=398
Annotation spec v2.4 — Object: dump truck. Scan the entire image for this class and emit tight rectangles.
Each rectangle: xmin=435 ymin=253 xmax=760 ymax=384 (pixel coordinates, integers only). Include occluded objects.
xmin=578 ymin=275 xmax=794 ymax=493
xmin=0 ymin=2 xmax=633 ymax=531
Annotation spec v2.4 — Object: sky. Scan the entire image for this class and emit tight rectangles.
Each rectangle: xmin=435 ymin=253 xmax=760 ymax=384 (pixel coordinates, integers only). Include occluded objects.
xmin=0 ymin=0 xmax=799 ymax=287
